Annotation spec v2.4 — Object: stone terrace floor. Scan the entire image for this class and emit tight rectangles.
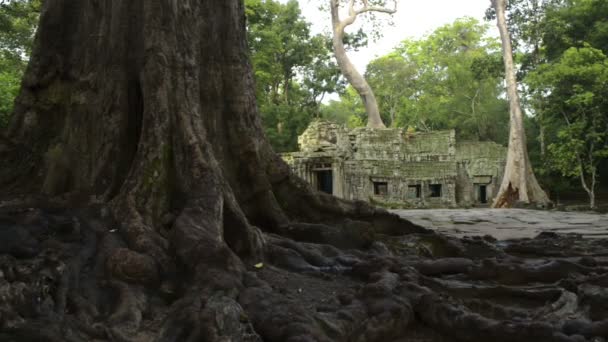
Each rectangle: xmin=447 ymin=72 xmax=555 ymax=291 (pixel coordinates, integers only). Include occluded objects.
xmin=391 ymin=208 xmax=608 ymax=240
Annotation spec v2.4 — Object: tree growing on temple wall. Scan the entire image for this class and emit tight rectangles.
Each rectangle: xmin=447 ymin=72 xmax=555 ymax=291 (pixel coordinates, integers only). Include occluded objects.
xmin=329 ymin=0 xmax=397 ymax=128
xmin=364 ymin=18 xmax=509 ymax=142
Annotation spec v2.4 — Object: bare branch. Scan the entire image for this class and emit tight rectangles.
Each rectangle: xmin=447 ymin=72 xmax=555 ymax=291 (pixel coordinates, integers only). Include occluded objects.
xmin=355 ymin=0 xmax=397 ymax=15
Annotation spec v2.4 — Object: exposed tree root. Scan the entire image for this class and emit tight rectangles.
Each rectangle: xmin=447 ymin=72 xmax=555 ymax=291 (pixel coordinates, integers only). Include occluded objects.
xmin=1 ymin=202 xmax=607 ymax=341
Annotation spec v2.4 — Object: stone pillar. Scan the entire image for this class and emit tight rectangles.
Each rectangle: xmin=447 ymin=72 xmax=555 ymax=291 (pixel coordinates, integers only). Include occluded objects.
xmin=332 ymin=160 xmax=345 ymax=199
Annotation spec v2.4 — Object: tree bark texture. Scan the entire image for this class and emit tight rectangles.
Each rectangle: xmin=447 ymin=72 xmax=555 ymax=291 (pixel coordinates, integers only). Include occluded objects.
xmin=0 ymin=1 xmax=606 ymax=341
xmin=330 ymin=0 xmax=386 ymax=128
xmin=491 ymin=0 xmax=551 ymax=208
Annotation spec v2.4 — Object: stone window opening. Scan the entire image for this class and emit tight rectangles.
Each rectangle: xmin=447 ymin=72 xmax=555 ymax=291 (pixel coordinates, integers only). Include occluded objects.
xmin=407 ymin=185 xmax=421 ymax=199
xmin=429 ymin=184 xmax=442 ymax=198
xmin=373 ymin=182 xmax=388 ymax=196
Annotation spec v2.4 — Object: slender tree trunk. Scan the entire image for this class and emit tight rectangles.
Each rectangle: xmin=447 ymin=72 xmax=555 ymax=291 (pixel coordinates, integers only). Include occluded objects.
xmin=578 ymin=155 xmax=597 ymax=209
xmin=284 ymin=73 xmax=290 ymax=103
xmin=591 ymin=166 xmax=597 ymax=209
xmin=540 ymin=121 xmax=546 ymax=156
xmin=470 ymin=90 xmax=482 ymax=139
xmin=491 ymin=0 xmax=550 ymax=208
xmin=330 ymin=0 xmax=385 ymax=128
xmin=537 ymin=52 xmax=546 ymax=157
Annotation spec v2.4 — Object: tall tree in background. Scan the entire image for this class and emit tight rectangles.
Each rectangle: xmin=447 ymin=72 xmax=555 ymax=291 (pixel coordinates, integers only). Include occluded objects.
xmin=522 ymin=0 xmax=608 ymax=208
xmin=388 ymin=18 xmax=508 ymax=142
xmin=246 ymin=0 xmax=343 ymax=151
xmin=487 ymin=0 xmax=561 ymax=157
xmin=540 ymin=0 xmax=608 ymax=62
xmin=326 ymin=18 xmax=509 ymax=142
xmin=364 ymin=52 xmax=416 ymax=127
xmin=329 ymin=0 xmax=397 ymax=128
xmin=321 ymin=85 xmax=368 ymax=127
xmin=529 ymin=47 xmax=608 ymax=209
xmin=491 ymin=0 xmax=550 ymax=207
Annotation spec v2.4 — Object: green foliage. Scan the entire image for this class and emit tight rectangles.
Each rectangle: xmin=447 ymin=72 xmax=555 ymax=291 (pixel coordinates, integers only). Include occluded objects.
xmin=499 ymin=0 xmax=608 ymax=198
xmin=482 ymin=0 xmax=606 ymax=197
xmin=364 ymin=52 xmax=416 ymax=126
xmin=0 ymin=0 xmax=40 ymax=60
xmin=528 ymin=46 xmax=608 ymax=197
xmin=320 ymin=86 xmax=366 ymax=128
xmin=342 ymin=28 xmax=369 ymax=52
xmin=0 ymin=0 xmax=40 ymax=129
xmin=322 ymin=17 xmax=510 ymax=144
xmin=0 ymin=61 xmax=20 ymax=128
xmin=331 ymin=17 xmax=507 ymax=144
xmin=486 ymin=0 xmax=561 ymax=75
xmin=245 ymin=0 xmax=343 ymax=152
xmin=258 ymin=97 xmax=314 ymax=152
xmin=542 ymin=0 xmax=608 ymax=61
xmin=391 ymin=17 xmax=509 ymax=143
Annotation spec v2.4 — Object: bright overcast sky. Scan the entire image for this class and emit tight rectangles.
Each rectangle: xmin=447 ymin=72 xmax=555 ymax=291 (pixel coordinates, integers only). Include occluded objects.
xmin=288 ymin=0 xmax=498 ymax=71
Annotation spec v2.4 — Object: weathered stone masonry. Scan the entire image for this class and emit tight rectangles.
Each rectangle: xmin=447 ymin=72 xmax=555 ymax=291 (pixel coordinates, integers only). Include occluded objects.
xmin=282 ymin=120 xmax=507 ymax=208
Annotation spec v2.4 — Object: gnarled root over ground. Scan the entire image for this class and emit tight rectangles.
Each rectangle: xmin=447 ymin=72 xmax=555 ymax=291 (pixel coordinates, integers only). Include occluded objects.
xmin=1 ymin=202 xmax=607 ymax=342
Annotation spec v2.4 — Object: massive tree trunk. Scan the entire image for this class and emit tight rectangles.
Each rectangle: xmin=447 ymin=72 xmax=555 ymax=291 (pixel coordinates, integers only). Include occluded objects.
xmin=330 ymin=0 xmax=388 ymax=128
xmin=491 ymin=0 xmax=550 ymax=208
xmin=0 ymin=1 xmax=606 ymax=341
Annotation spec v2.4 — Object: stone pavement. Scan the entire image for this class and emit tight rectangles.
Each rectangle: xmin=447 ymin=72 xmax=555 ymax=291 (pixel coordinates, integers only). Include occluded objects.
xmin=391 ymin=208 xmax=608 ymax=240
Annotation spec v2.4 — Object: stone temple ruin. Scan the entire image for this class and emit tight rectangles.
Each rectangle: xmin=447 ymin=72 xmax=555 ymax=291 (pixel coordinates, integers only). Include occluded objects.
xmin=282 ymin=120 xmax=507 ymax=208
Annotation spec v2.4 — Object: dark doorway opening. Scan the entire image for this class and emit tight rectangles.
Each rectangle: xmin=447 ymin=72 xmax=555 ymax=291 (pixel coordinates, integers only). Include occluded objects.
xmin=479 ymin=185 xmax=487 ymax=204
xmin=373 ymin=181 xmax=388 ymax=196
xmin=316 ymin=170 xmax=333 ymax=194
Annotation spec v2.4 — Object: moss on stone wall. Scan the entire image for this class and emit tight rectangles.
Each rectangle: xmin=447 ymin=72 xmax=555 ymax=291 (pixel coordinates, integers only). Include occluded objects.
xmin=456 ymin=141 xmax=506 ymax=161
xmin=282 ymin=120 xmax=506 ymax=208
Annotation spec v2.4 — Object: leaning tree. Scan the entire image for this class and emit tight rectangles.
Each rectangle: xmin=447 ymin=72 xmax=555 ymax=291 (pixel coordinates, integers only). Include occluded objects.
xmin=491 ymin=0 xmax=551 ymax=208
xmin=330 ymin=0 xmax=397 ymax=128
xmin=0 ymin=1 xmax=606 ymax=341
